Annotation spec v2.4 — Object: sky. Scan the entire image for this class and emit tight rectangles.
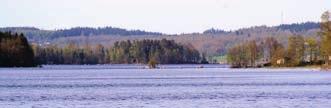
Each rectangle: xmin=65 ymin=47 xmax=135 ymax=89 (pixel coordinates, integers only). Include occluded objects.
xmin=1 ymin=0 xmax=331 ymax=34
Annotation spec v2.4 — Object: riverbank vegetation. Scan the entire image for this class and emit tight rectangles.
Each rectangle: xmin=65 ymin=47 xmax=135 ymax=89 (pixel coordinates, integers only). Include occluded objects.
xmin=1 ymin=11 xmax=330 ymax=68
xmin=0 ymin=34 xmax=205 ymax=67
xmin=227 ymin=11 xmax=331 ymax=68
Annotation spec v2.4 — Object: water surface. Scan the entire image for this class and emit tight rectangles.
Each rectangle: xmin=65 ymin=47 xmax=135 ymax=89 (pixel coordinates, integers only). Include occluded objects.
xmin=0 ymin=65 xmax=330 ymax=108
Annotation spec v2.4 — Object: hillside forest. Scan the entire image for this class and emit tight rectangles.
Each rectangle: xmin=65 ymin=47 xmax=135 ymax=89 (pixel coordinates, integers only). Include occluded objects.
xmin=0 ymin=11 xmax=330 ymax=68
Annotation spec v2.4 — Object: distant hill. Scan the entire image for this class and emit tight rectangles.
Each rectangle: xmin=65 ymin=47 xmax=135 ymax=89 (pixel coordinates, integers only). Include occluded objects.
xmin=203 ymin=22 xmax=320 ymax=34
xmin=0 ymin=26 xmax=163 ymax=42
xmin=276 ymin=22 xmax=320 ymax=32
xmin=0 ymin=22 xmax=321 ymax=58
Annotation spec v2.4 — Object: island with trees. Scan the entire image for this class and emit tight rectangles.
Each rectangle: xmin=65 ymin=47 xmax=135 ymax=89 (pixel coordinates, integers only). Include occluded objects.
xmin=32 ymin=39 xmax=205 ymax=65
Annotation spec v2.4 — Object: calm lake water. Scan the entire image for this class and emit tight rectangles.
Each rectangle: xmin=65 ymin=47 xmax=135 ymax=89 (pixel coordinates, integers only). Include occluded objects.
xmin=0 ymin=65 xmax=331 ymax=108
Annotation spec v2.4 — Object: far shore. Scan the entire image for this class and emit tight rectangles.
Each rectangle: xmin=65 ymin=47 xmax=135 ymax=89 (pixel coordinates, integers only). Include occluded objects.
xmin=0 ymin=64 xmax=330 ymax=71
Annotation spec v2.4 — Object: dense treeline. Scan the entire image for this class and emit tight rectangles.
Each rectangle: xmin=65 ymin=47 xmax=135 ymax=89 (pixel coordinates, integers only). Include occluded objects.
xmin=33 ymin=39 xmax=206 ymax=65
xmin=227 ymin=40 xmax=261 ymax=68
xmin=0 ymin=22 xmax=321 ymax=58
xmin=276 ymin=22 xmax=320 ymax=32
xmin=110 ymin=39 xmax=204 ymax=64
xmin=203 ymin=22 xmax=319 ymax=35
xmin=52 ymin=27 xmax=163 ymax=38
xmin=1 ymin=22 xmax=319 ymax=39
xmin=0 ymin=32 xmax=37 ymax=67
xmin=227 ymin=35 xmax=322 ymax=68
xmin=0 ymin=26 xmax=163 ymax=41
xmin=203 ymin=28 xmax=227 ymax=34
xmin=33 ymin=43 xmax=106 ymax=64
xmin=227 ymin=11 xmax=331 ymax=68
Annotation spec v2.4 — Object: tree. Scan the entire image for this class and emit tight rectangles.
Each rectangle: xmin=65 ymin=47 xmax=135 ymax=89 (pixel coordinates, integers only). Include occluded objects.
xmin=270 ymin=44 xmax=285 ymax=66
xmin=0 ymin=32 xmax=37 ymax=67
xmin=286 ymin=35 xmax=305 ymax=66
xmin=305 ymin=37 xmax=319 ymax=64
xmin=247 ymin=40 xmax=258 ymax=67
xmin=94 ymin=44 xmax=106 ymax=64
xmin=227 ymin=44 xmax=241 ymax=68
xmin=148 ymin=59 xmax=158 ymax=69
xmin=227 ymin=43 xmax=250 ymax=68
xmin=320 ymin=11 xmax=331 ymax=66
xmin=200 ymin=53 xmax=209 ymax=64
xmin=63 ymin=42 xmax=77 ymax=64
xmin=264 ymin=37 xmax=282 ymax=62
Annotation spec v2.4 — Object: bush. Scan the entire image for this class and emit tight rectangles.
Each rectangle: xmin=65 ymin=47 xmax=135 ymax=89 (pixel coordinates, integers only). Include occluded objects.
xmin=148 ymin=59 xmax=158 ymax=69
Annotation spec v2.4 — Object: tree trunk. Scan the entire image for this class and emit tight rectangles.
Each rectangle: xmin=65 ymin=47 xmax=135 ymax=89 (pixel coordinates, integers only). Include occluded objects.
xmin=327 ymin=56 xmax=331 ymax=67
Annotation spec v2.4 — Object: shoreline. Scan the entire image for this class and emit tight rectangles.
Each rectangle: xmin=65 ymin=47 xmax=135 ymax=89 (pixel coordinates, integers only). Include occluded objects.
xmin=0 ymin=64 xmax=329 ymax=72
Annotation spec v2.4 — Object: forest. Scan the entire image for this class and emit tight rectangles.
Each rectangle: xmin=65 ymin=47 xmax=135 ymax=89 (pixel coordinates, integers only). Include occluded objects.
xmin=0 ymin=33 xmax=205 ymax=67
xmin=0 ymin=22 xmax=321 ymax=59
xmin=0 ymin=32 xmax=36 ymax=67
xmin=33 ymin=39 xmax=205 ymax=65
xmin=0 ymin=11 xmax=330 ymax=68
xmin=227 ymin=11 xmax=331 ymax=68
xmin=0 ymin=26 xmax=163 ymax=42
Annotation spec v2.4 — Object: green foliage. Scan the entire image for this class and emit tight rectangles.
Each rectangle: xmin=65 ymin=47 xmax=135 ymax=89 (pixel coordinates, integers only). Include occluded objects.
xmin=0 ymin=32 xmax=37 ymax=67
xmin=33 ymin=39 xmax=203 ymax=65
xmin=0 ymin=27 xmax=163 ymax=41
xmin=109 ymin=39 xmax=203 ymax=64
xmin=209 ymin=55 xmax=227 ymax=64
xmin=227 ymin=41 xmax=253 ymax=68
xmin=34 ymin=43 xmax=107 ymax=64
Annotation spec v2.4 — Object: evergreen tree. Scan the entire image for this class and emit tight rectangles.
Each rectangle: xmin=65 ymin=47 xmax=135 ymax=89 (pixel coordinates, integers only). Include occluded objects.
xmin=0 ymin=32 xmax=37 ymax=67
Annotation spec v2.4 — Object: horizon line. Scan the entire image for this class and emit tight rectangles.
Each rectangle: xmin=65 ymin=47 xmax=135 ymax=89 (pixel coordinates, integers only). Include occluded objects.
xmin=0 ymin=21 xmax=320 ymax=35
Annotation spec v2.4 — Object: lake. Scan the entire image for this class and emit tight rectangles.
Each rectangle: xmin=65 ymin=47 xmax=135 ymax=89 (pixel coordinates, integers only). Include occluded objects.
xmin=0 ymin=65 xmax=331 ymax=108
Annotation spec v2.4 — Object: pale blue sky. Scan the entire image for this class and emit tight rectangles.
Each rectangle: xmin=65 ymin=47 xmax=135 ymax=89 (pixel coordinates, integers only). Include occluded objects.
xmin=1 ymin=0 xmax=330 ymax=34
